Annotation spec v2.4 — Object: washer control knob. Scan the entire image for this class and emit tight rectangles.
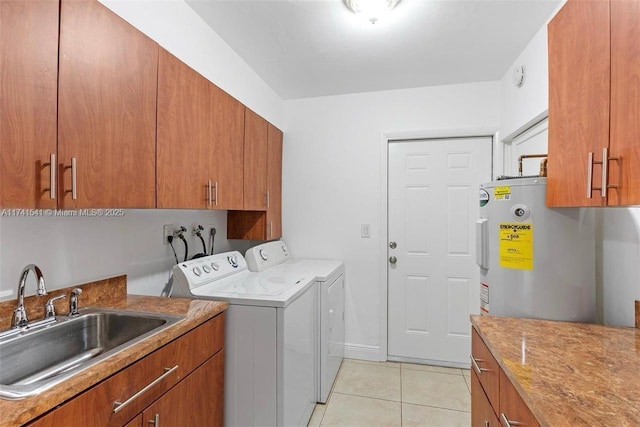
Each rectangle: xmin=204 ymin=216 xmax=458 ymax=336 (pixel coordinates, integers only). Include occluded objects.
xmin=211 ymin=262 xmax=219 ymax=271
xmin=259 ymin=249 xmax=268 ymax=261
xmin=192 ymin=267 xmax=202 ymax=276
xmin=202 ymin=265 xmax=211 ymax=273
xmin=228 ymin=256 xmax=239 ymax=268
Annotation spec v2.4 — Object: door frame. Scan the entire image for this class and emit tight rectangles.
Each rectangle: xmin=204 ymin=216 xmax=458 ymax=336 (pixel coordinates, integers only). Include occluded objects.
xmin=378 ymin=127 xmax=498 ymax=361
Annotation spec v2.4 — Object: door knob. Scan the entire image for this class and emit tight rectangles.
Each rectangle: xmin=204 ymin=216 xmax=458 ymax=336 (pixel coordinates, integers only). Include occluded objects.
xmin=389 ymin=241 xmax=397 ymax=249
xmin=389 ymin=256 xmax=397 ymax=264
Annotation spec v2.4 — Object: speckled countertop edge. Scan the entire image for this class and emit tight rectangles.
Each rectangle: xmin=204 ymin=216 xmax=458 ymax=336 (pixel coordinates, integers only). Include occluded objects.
xmin=471 ymin=315 xmax=640 ymax=427
xmin=0 ymin=277 xmax=227 ymax=427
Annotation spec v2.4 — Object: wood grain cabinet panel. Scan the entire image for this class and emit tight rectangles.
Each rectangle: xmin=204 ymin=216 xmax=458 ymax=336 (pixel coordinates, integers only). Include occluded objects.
xmin=547 ymin=0 xmax=610 ymax=207
xmin=157 ymin=49 xmax=245 ymax=210
xmin=266 ymin=124 xmax=283 ymax=240
xmin=142 ymin=350 xmax=224 ymax=427
xmin=548 ymin=0 xmax=640 ymax=207
xmin=609 ymin=0 xmax=640 ymax=205
xmin=471 ymin=370 xmax=500 ymax=427
xmin=57 ymin=0 xmax=158 ymax=209
xmin=499 ymin=369 xmax=540 ymax=427
xmin=227 ymin=121 xmax=283 ymax=240
xmin=243 ymin=109 xmax=269 ymax=211
xmin=0 ymin=0 xmax=58 ymax=209
xmin=157 ymin=49 xmax=211 ymax=209
xmin=471 ymin=329 xmax=500 ymax=413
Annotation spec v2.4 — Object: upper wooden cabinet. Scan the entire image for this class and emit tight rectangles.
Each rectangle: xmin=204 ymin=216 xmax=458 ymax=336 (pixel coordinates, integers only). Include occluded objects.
xmin=266 ymin=124 xmax=283 ymax=239
xmin=58 ymin=0 xmax=157 ymax=209
xmin=157 ymin=49 xmax=245 ymax=210
xmin=227 ymin=122 xmax=283 ymax=240
xmin=547 ymin=0 xmax=640 ymax=207
xmin=0 ymin=0 xmax=59 ymax=209
xmin=1 ymin=0 xmax=157 ymax=209
xmin=243 ymin=109 xmax=269 ymax=211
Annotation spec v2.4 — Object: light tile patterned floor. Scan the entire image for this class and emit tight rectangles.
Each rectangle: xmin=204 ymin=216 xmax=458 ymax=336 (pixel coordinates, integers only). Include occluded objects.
xmin=308 ymin=359 xmax=471 ymax=427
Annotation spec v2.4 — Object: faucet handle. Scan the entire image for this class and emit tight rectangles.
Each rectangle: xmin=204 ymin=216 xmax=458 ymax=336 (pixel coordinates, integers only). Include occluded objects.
xmin=44 ymin=294 xmax=66 ymax=319
xmin=69 ymin=288 xmax=83 ymax=316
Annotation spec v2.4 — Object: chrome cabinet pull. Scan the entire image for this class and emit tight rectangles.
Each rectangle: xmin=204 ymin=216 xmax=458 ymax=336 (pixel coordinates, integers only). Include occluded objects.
xmin=266 ymin=190 xmax=270 ymax=208
xmin=214 ymin=181 xmax=218 ymax=206
xmin=602 ymin=147 xmax=620 ymax=198
xmin=149 ymin=413 xmax=160 ymax=426
xmin=64 ymin=157 xmax=77 ymax=200
xmin=44 ymin=154 xmax=56 ymax=199
xmin=586 ymin=152 xmax=594 ymax=199
xmin=113 ymin=365 xmax=178 ymax=413
xmin=207 ymin=180 xmax=212 ymax=206
xmin=500 ymin=413 xmax=522 ymax=427
xmin=470 ymin=355 xmax=488 ymax=375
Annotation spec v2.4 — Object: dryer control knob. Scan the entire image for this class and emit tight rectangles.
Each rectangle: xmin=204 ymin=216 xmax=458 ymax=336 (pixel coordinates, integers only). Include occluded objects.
xmin=192 ymin=267 xmax=202 ymax=276
xmin=259 ymin=249 xmax=268 ymax=261
xmin=211 ymin=262 xmax=219 ymax=271
xmin=202 ymin=265 xmax=211 ymax=273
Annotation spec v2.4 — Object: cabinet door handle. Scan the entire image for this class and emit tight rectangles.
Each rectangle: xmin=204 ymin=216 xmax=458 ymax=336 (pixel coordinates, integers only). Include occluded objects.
xmin=44 ymin=154 xmax=56 ymax=199
xmin=148 ymin=413 xmax=160 ymax=426
xmin=586 ymin=152 xmax=594 ymax=199
xmin=266 ymin=190 xmax=270 ymax=208
xmin=64 ymin=157 xmax=78 ymax=200
xmin=214 ymin=181 xmax=218 ymax=206
xmin=601 ymin=147 xmax=608 ymax=198
xmin=470 ymin=355 xmax=488 ymax=375
xmin=207 ymin=180 xmax=212 ymax=206
xmin=500 ymin=413 xmax=522 ymax=427
xmin=113 ymin=365 xmax=178 ymax=413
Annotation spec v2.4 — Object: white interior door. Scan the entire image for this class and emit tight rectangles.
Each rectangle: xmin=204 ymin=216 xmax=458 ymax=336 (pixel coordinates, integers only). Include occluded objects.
xmin=387 ymin=137 xmax=492 ymax=365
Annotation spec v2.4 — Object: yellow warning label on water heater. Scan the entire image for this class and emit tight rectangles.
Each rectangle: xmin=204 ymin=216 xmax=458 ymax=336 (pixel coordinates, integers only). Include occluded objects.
xmin=499 ymin=222 xmax=533 ymax=270
xmin=494 ymin=186 xmax=511 ymax=201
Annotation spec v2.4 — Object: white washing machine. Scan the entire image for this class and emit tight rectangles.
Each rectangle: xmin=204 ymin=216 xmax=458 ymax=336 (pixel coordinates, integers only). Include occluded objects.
xmin=245 ymin=241 xmax=345 ymax=404
xmin=171 ymin=251 xmax=317 ymax=427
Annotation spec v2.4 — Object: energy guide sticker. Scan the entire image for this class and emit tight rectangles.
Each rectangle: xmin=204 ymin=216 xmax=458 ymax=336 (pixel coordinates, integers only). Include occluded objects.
xmin=494 ymin=186 xmax=511 ymax=201
xmin=499 ymin=222 xmax=533 ymax=270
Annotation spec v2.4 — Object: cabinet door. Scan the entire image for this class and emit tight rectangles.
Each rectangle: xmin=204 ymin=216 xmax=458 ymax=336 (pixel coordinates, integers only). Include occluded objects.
xmin=610 ymin=0 xmax=640 ymax=205
xmin=210 ymin=85 xmax=245 ymax=210
xmin=157 ymin=49 xmax=211 ymax=209
xmin=266 ymin=124 xmax=283 ymax=239
xmin=547 ymin=0 xmax=610 ymax=207
xmin=143 ymin=350 xmax=224 ymax=427
xmin=243 ymin=109 xmax=269 ymax=211
xmin=471 ymin=371 xmax=500 ymax=427
xmin=58 ymin=0 xmax=157 ymax=208
xmin=499 ymin=369 xmax=540 ymax=427
xmin=124 ymin=414 xmax=142 ymax=427
xmin=0 ymin=0 xmax=58 ymax=209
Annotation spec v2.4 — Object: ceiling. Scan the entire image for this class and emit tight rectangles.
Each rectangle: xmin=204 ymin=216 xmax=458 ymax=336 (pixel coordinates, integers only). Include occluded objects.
xmin=187 ymin=0 xmax=561 ymax=100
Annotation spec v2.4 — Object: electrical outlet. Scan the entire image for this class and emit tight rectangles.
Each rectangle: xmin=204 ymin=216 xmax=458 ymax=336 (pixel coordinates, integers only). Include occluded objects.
xmin=163 ymin=224 xmax=174 ymax=245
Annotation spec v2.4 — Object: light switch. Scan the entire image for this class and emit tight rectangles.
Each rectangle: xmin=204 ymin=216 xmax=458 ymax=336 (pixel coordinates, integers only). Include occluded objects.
xmin=361 ymin=224 xmax=371 ymax=238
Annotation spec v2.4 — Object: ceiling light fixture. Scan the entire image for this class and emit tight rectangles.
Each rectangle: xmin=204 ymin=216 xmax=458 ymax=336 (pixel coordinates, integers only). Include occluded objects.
xmin=344 ymin=0 xmax=402 ymax=24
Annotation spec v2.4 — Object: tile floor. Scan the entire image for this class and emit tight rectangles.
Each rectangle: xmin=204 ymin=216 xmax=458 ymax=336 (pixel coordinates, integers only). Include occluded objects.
xmin=308 ymin=359 xmax=471 ymax=427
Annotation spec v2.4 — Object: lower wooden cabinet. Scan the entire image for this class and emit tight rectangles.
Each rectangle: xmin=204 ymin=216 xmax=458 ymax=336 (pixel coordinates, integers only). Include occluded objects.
xmin=27 ymin=314 xmax=224 ymax=427
xmin=471 ymin=327 xmax=540 ymax=427
xmin=471 ymin=370 xmax=500 ymax=427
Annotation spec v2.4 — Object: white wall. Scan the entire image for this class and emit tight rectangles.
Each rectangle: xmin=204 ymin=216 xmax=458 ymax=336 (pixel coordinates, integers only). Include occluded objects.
xmin=0 ymin=0 xmax=283 ymax=299
xmin=0 ymin=210 xmax=231 ymax=299
xmin=499 ymin=5 xmax=640 ymax=327
xmin=100 ymin=0 xmax=284 ymax=128
xmin=283 ymin=82 xmax=501 ymax=359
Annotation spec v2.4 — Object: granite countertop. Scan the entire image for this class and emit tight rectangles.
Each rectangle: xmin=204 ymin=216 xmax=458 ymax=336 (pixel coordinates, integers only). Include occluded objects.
xmin=0 ymin=276 xmax=227 ymax=426
xmin=471 ymin=315 xmax=640 ymax=426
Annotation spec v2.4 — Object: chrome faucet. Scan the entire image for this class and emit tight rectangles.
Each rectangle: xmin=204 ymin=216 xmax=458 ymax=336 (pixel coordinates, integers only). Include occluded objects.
xmin=69 ymin=288 xmax=83 ymax=316
xmin=11 ymin=264 xmax=48 ymax=328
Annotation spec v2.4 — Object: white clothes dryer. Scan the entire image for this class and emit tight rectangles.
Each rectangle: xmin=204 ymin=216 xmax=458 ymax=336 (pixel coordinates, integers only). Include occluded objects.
xmin=172 ymin=251 xmax=316 ymax=427
xmin=245 ymin=241 xmax=345 ymax=404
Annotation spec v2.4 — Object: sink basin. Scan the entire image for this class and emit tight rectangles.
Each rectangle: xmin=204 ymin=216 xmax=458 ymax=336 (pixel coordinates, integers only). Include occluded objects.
xmin=0 ymin=307 xmax=184 ymax=399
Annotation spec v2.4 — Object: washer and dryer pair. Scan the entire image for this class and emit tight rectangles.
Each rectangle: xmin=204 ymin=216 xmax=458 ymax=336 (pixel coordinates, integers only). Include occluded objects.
xmin=171 ymin=241 xmax=344 ymax=427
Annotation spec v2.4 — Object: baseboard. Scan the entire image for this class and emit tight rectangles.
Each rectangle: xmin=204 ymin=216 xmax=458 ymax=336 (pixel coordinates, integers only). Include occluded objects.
xmin=343 ymin=342 xmax=384 ymax=362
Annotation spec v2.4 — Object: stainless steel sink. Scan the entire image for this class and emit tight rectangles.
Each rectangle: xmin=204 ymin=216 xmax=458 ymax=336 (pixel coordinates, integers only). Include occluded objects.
xmin=0 ymin=307 xmax=184 ymax=399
